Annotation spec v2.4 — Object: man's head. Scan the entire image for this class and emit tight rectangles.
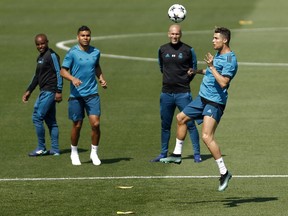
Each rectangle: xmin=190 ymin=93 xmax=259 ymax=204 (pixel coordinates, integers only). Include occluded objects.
xmin=168 ymin=24 xmax=182 ymax=44
xmin=35 ymin=34 xmax=49 ymax=54
xmin=212 ymin=27 xmax=231 ymax=51
xmin=77 ymin=25 xmax=91 ymax=49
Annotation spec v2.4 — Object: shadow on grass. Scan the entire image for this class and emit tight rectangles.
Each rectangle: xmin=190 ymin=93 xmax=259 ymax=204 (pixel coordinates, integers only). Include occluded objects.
xmin=61 ymin=148 xmax=133 ymax=164
xmin=182 ymin=154 xmax=215 ymax=162
xmin=180 ymin=197 xmax=278 ymax=208
xmin=223 ymin=197 xmax=278 ymax=207
xmin=81 ymin=157 xmax=133 ymax=164
xmin=101 ymin=157 xmax=133 ymax=164
xmin=60 ymin=148 xmax=88 ymax=154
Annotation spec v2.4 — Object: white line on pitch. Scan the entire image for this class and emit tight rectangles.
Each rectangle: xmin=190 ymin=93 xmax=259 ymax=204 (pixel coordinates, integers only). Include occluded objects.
xmin=55 ymin=27 xmax=288 ymax=67
xmin=1 ymin=175 xmax=288 ymax=182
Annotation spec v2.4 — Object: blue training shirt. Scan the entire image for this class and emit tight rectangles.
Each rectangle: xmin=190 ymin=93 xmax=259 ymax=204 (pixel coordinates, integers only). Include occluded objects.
xmin=62 ymin=45 xmax=100 ymax=98
xmin=199 ymin=51 xmax=238 ymax=105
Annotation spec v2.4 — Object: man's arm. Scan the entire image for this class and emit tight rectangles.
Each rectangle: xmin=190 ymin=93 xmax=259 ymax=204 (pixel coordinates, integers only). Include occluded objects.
xmin=204 ymin=52 xmax=230 ymax=88
xmin=60 ymin=67 xmax=82 ymax=87
xmin=95 ymin=64 xmax=107 ymax=89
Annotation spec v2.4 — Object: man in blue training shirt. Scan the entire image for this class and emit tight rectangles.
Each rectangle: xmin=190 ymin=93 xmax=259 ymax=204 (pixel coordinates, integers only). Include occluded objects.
xmin=60 ymin=25 xmax=107 ymax=166
xmin=22 ymin=33 xmax=63 ymax=156
xmin=160 ymin=27 xmax=238 ymax=192
xmin=150 ymin=24 xmax=202 ymax=163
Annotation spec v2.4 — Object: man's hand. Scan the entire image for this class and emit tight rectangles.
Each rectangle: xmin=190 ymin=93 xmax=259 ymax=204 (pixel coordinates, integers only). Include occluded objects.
xmin=99 ymin=79 xmax=107 ymax=89
xmin=187 ymin=68 xmax=196 ymax=76
xmin=55 ymin=93 xmax=62 ymax=103
xmin=204 ymin=52 xmax=214 ymax=67
xmin=72 ymin=77 xmax=82 ymax=87
xmin=22 ymin=91 xmax=31 ymax=103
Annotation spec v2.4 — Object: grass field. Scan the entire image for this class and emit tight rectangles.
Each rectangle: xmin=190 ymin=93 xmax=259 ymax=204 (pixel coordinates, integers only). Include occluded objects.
xmin=1 ymin=0 xmax=288 ymax=215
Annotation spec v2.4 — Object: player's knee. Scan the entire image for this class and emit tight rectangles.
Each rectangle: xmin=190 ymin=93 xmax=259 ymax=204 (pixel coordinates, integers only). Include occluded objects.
xmin=91 ymin=121 xmax=100 ymax=131
xmin=73 ymin=121 xmax=83 ymax=130
xmin=32 ymin=113 xmax=43 ymax=124
xmin=202 ymin=133 xmax=212 ymax=145
xmin=176 ymin=112 xmax=188 ymax=125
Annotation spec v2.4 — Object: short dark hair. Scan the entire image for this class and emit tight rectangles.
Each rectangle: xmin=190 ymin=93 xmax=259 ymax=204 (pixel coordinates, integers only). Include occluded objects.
xmin=215 ymin=27 xmax=231 ymax=45
xmin=77 ymin=25 xmax=91 ymax=34
xmin=35 ymin=33 xmax=48 ymax=42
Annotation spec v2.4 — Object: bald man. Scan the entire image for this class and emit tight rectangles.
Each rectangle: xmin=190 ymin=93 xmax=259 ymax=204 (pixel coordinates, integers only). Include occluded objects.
xmin=150 ymin=24 xmax=201 ymax=163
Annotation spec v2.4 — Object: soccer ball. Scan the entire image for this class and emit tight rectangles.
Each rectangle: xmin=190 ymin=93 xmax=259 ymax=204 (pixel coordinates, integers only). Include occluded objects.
xmin=168 ymin=4 xmax=187 ymax=23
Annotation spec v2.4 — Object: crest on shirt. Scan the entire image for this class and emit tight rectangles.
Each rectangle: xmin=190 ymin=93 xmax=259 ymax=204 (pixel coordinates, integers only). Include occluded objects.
xmin=38 ymin=59 xmax=44 ymax=64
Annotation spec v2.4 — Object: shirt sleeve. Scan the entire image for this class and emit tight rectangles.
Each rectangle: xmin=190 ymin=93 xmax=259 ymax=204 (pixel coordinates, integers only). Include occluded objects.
xmin=158 ymin=48 xmax=163 ymax=73
xmin=62 ymin=49 xmax=73 ymax=69
xmin=51 ymin=53 xmax=63 ymax=93
xmin=26 ymin=73 xmax=38 ymax=93
xmin=190 ymin=47 xmax=198 ymax=70
xmin=221 ymin=55 xmax=238 ymax=79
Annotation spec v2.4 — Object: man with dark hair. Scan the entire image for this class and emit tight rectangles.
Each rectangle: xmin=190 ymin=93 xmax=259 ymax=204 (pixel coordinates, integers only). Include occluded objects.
xmin=22 ymin=33 xmax=62 ymax=156
xmin=60 ymin=26 xmax=107 ymax=166
xmin=161 ymin=27 xmax=238 ymax=192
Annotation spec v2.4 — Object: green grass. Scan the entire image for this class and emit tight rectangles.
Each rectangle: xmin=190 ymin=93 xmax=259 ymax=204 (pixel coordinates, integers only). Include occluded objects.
xmin=1 ymin=0 xmax=288 ymax=215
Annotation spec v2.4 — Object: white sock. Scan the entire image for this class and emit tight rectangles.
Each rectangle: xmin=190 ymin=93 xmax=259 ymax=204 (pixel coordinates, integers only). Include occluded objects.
xmin=173 ymin=138 xmax=184 ymax=155
xmin=216 ymin=157 xmax=227 ymax=175
xmin=71 ymin=145 xmax=78 ymax=155
xmin=91 ymin=144 xmax=98 ymax=154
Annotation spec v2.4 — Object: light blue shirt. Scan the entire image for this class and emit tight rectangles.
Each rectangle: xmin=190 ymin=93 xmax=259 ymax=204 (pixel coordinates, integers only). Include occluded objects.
xmin=62 ymin=45 xmax=100 ymax=98
xmin=199 ymin=51 xmax=238 ymax=105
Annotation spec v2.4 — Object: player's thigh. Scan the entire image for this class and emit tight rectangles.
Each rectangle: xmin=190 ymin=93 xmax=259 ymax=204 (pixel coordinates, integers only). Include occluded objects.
xmin=34 ymin=91 xmax=55 ymax=118
xmin=202 ymin=115 xmax=218 ymax=137
xmin=175 ymin=92 xmax=192 ymax=111
xmin=68 ymin=99 xmax=85 ymax=121
xmin=85 ymin=96 xmax=101 ymax=117
xmin=160 ymin=93 xmax=176 ymax=125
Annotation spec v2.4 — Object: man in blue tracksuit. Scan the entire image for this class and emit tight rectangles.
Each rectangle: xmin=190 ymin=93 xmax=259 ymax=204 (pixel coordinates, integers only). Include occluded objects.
xmin=150 ymin=24 xmax=202 ymax=163
xmin=22 ymin=34 xmax=63 ymax=156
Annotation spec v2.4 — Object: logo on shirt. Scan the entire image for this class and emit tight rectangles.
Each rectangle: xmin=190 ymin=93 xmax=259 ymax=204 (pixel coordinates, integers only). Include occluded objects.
xmin=165 ymin=53 xmax=183 ymax=58
xmin=38 ymin=59 xmax=44 ymax=64
xmin=227 ymin=55 xmax=232 ymax=63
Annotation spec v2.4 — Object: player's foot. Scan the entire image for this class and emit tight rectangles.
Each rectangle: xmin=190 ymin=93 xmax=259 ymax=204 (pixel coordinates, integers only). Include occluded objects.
xmin=150 ymin=154 xmax=166 ymax=162
xmin=48 ymin=150 xmax=60 ymax=156
xmin=160 ymin=154 xmax=182 ymax=164
xmin=218 ymin=171 xmax=232 ymax=192
xmin=28 ymin=149 xmax=48 ymax=157
xmin=70 ymin=154 xmax=81 ymax=165
xmin=90 ymin=152 xmax=101 ymax=166
xmin=194 ymin=154 xmax=202 ymax=163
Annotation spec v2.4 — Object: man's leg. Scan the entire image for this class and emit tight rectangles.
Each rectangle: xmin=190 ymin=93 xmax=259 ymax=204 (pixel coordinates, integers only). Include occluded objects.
xmin=85 ymin=96 xmax=102 ymax=166
xmin=176 ymin=93 xmax=201 ymax=162
xmin=89 ymin=115 xmax=101 ymax=165
xmin=160 ymin=112 xmax=190 ymax=164
xmin=45 ymin=101 xmax=60 ymax=155
xmin=70 ymin=120 xmax=83 ymax=165
xmin=68 ymin=98 xmax=84 ymax=165
xmin=202 ymin=115 xmax=232 ymax=191
xmin=71 ymin=120 xmax=83 ymax=146
xmin=29 ymin=92 xmax=55 ymax=156
xmin=151 ymin=93 xmax=175 ymax=162
xmin=187 ymin=120 xmax=201 ymax=162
